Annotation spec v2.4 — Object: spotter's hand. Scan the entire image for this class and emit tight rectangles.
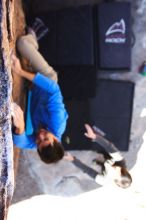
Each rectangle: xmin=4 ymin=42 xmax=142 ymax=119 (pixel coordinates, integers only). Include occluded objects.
xmin=63 ymin=152 xmax=75 ymax=162
xmin=84 ymin=123 xmax=96 ymax=140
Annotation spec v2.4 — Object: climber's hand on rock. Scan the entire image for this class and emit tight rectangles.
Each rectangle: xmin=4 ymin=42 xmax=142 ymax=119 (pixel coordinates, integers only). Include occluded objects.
xmin=11 ymin=54 xmax=24 ymax=76
xmin=11 ymin=103 xmax=25 ymax=134
xmin=11 ymin=54 xmax=35 ymax=81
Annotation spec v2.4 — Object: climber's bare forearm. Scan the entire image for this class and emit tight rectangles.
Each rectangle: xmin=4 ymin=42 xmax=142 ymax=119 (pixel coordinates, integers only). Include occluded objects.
xmin=20 ymin=69 xmax=35 ymax=81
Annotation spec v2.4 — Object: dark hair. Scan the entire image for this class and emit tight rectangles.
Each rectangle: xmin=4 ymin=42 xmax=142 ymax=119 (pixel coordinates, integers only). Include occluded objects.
xmin=37 ymin=140 xmax=64 ymax=164
xmin=113 ymin=159 xmax=126 ymax=168
xmin=113 ymin=161 xmax=132 ymax=188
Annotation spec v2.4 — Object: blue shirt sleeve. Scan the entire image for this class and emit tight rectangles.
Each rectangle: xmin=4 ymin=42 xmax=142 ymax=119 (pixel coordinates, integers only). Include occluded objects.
xmin=12 ymin=132 xmax=36 ymax=150
xmin=32 ymin=72 xmax=68 ymax=141
xmin=32 ymin=73 xmax=59 ymax=94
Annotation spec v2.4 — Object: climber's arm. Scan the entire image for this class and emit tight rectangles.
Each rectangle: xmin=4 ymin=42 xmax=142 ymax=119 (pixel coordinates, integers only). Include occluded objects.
xmin=11 ymin=54 xmax=35 ymax=81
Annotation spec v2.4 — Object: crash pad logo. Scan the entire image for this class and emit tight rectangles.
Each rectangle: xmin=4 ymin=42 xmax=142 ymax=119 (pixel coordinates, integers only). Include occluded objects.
xmin=105 ymin=19 xmax=126 ymax=43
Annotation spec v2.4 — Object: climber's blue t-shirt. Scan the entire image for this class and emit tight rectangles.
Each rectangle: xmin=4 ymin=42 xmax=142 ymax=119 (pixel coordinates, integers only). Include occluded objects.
xmin=13 ymin=73 xmax=68 ymax=149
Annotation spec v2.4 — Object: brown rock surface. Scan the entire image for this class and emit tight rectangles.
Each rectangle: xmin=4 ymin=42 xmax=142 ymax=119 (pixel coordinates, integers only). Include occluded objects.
xmin=0 ymin=0 xmax=26 ymax=217
xmin=11 ymin=0 xmax=25 ymax=177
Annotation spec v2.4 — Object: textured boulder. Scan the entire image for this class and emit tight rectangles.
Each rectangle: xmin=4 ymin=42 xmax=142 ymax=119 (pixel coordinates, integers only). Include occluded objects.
xmin=0 ymin=0 xmax=14 ymax=219
xmin=0 ymin=0 xmax=25 ymax=219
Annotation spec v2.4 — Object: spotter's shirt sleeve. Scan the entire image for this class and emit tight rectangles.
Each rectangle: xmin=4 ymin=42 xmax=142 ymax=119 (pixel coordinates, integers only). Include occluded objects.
xmin=12 ymin=132 xmax=36 ymax=150
xmin=72 ymin=157 xmax=98 ymax=179
xmin=93 ymin=136 xmax=123 ymax=163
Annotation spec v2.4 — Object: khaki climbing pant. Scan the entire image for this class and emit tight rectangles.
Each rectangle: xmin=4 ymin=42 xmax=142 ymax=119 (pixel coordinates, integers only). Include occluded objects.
xmin=17 ymin=34 xmax=58 ymax=82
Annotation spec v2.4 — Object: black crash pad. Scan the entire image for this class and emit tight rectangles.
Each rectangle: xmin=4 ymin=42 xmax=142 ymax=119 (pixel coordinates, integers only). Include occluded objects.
xmin=37 ymin=5 xmax=97 ymax=99
xmin=96 ymin=2 xmax=131 ymax=70
xmin=62 ymin=79 xmax=134 ymax=151
xmin=38 ymin=5 xmax=95 ymax=66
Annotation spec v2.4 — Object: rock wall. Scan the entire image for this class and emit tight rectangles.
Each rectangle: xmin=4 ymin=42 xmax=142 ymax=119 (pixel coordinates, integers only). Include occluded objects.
xmin=0 ymin=0 xmax=14 ymax=219
xmin=11 ymin=0 xmax=26 ymax=178
xmin=0 ymin=0 xmax=25 ymax=219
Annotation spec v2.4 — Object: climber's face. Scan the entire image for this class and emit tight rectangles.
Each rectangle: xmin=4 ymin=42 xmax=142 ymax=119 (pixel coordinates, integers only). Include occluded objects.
xmin=36 ymin=128 xmax=57 ymax=150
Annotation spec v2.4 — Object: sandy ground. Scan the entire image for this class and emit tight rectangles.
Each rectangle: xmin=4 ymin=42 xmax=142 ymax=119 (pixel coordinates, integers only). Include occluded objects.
xmin=8 ymin=139 xmax=146 ymax=219
xmin=8 ymin=126 xmax=146 ymax=219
